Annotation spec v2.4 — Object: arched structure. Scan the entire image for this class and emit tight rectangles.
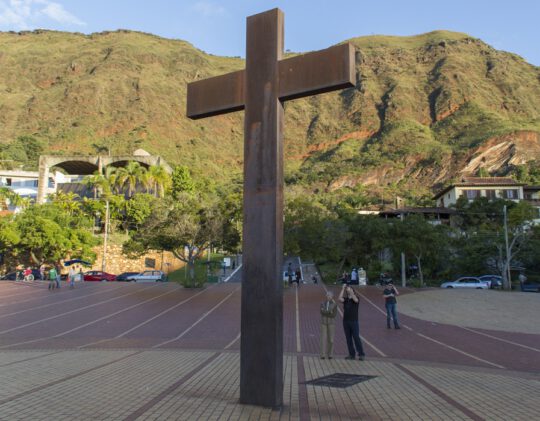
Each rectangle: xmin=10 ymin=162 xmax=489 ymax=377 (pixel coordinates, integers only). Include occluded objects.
xmin=37 ymin=155 xmax=172 ymax=203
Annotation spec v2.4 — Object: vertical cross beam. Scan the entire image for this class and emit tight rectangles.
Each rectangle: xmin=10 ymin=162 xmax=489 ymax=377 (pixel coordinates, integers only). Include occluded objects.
xmin=186 ymin=8 xmax=355 ymax=408
xmin=240 ymin=9 xmax=284 ymax=407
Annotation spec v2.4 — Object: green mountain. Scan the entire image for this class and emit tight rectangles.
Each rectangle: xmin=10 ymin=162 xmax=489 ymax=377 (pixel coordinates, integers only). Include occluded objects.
xmin=1 ymin=29 xmax=539 ymax=202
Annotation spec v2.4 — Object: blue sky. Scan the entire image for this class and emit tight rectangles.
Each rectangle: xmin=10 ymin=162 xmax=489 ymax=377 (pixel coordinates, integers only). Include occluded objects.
xmin=0 ymin=0 xmax=538 ymax=65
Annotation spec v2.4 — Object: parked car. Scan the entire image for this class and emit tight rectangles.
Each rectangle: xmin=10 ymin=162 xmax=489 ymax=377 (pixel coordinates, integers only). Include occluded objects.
xmin=83 ymin=271 xmax=116 ymax=282
xmin=478 ymin=275 xmax=503 ymax=289
xmin=440 ymin=277 xmax=490 ymax=289
xmin=116 ymin=272 xmax=140 ymax=282
xmin=520 ymin=280 xmax=540 ymax=292
xmin=127 ymin=270 xmax=167 ymax=283
xmin=1 ymin=269 xmax=41 ymax=281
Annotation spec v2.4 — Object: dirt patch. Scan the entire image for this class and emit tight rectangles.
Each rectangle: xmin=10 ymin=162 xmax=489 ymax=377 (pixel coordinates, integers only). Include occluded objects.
xmin=398 ymin=289 xmax=540 ymax=334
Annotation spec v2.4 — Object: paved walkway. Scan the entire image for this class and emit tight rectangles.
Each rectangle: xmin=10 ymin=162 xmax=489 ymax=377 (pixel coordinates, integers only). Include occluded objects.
xmin=0 ymin=280 xmax=538 ymax=420
xmin=398 ymin=288 xmax=540 ymax=334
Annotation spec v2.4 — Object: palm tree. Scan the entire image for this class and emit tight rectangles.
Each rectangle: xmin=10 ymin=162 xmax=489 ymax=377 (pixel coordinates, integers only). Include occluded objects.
xmin=50 ymin=191 xmax=81 ymax=215
xmin=83 ymin=170 xmax=114 ymax=198
xmin=147 ymin=165 xmax=171 ymax=198
xmin=115 ymin=161 xmax=146 ymax=198
xmin=0 ymin=187 xmax=21 ymax=210
xmin=103 ymin=166 xmax=118 ymax=195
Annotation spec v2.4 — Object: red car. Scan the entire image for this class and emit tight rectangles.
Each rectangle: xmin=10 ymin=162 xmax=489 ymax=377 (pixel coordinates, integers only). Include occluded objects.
xmin=83 ymin=271 xmax=117 ymax=282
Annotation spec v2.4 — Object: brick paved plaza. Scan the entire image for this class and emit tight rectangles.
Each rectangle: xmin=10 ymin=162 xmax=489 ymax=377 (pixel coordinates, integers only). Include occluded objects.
xmin=0 ymin=280 xmax=538 ymax=420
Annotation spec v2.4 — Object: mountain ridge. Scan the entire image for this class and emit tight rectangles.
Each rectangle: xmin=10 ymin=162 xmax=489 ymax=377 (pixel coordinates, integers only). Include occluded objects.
xmin=0 ymin=28 xmax=539 ymax=201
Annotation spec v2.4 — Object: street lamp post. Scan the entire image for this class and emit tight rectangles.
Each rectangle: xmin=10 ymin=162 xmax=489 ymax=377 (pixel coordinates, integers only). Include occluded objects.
xmin=503 ymin=205 xmax=511 ymax=290
xmin=101 ymin=199 xmax=109 ymax=272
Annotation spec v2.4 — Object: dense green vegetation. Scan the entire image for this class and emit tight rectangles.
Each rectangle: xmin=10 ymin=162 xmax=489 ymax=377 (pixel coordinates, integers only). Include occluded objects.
xmin=1 ymin=29 xmax=540 ymax=284
xmin=0 ymin=29 xmax=538 ymax=203
xmin=0 ymin=165 xmax=241 ymax=285
xmin=284 ymin=195 xmax=540 ymax=289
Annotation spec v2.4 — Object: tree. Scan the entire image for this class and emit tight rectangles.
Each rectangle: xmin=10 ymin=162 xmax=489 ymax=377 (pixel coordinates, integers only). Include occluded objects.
xmin=0 ymin=187 xmax=23 ymax=209
xmin=147 ymin=165 xmax=171 ymax=198
xmin=171 ymin=165 xmax=195 ymax=199
xmin=115 ymin=162 xmax=146 ymax=197
xmin=0 ymin=215 xmax=20 ymax=263
xmin=123 ymin=194 xmax=224 ymax=284
xmin=453 ymin=198 xmax=539 ymax=289
xmin=124 ymin=193 xmax=154 ymax=231
xmin=1 ymin=135 xmax=45 ymax=169
xmin=49 ymin=191 xmax=81 ymax=216
xmin=13 ymin=203 xmax=97 ymax=265
xmin=390 ymin=215 xmax=448 ymax=286
xmin=499 ymin=201 xmax=538 ymax=289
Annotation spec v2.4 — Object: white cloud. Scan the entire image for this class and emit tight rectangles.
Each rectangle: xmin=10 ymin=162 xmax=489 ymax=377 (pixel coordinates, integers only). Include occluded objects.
xmin=0 ymin=0 xmax=85 ymax=30
xmin=41 ymin=2 xmax=84 ymax=26
xmin=192 ymin=1 xmax=226 ymax=18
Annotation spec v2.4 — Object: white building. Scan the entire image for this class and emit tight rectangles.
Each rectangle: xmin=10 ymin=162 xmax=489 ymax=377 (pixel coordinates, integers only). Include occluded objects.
xmin=0 ymin=169 xmax=73 ymax=202
xmin=433 ymin=177 xmax=525 ymax=208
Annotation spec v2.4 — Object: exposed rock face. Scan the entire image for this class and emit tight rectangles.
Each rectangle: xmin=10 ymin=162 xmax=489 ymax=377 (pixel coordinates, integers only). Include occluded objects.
xmin=461 ymin=131 xmax=540 ymax=175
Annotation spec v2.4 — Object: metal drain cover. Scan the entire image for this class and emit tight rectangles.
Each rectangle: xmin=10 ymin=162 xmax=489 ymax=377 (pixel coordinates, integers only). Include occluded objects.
xmin=304 ymin=373 xmax=377 ymax=388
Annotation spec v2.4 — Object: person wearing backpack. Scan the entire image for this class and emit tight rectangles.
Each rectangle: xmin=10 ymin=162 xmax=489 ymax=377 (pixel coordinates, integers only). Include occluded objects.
xmin=320 ymin=291 xmax=338 ymax=359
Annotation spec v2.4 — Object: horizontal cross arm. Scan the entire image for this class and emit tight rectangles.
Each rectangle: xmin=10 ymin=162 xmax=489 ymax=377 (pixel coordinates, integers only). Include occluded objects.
xmin=278 ymin=43 xmax=355 ymax=101
xmin=187 ymin=70 xmax=245 ymax=119
xmin=186 ymin=43 xmax=355 ymax=120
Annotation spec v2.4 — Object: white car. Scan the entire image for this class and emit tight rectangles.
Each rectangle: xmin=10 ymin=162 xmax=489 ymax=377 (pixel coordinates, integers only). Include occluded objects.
xmin=440 ymin=277 xmax=490 ymax=289
xmin=127 ymin=270 xmax=167 ymax=283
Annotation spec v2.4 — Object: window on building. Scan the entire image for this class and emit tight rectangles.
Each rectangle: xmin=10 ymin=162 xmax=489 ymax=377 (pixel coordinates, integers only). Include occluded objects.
xmin=33 ymin=180 xmax=39 ymax=187
xmin=503 ymin=189 xmax=519 ymax=199
xmin=5 ymin=178 xmax=11 ymax=186
xmin=485 ymin=190 xmax=497 ymax=199
xmin=464 ymin=190 xmax=480 ymax=199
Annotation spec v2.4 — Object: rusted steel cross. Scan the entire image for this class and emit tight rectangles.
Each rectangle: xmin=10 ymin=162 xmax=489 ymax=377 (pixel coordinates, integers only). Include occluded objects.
xmin=187 ymin=8 xmax=355 ymax=407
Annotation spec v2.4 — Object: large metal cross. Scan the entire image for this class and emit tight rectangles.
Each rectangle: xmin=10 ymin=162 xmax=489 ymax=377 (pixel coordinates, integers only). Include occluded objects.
xmin=187 ymin=8 xmax=355 ymax=407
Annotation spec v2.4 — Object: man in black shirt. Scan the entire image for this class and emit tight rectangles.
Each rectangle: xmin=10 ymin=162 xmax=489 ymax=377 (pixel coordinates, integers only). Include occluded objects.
xmin=383 ymin=281 xmax=400 ymax=329
xmin=339 ymin=284 xmax=365 ymax=360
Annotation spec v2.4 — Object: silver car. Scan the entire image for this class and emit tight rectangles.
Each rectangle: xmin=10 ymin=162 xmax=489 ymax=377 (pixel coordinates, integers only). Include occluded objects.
xmin=440 ymin=277 xmax=490 ymax=289
xmin=127 ymin=270 xmax=167 ymax=283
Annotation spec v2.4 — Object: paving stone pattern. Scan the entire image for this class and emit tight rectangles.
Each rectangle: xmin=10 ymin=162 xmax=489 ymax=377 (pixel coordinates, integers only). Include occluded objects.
xmin=0 ymin=280 xmax=538 ymax=420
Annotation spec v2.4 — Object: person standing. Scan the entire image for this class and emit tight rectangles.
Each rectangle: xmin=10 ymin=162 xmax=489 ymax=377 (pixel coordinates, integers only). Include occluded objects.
xmin=287 ymin=262 xmax=293 ymax=285
xmin=295 ymin=268 xmax=302 ymax=285
xmin=350 ymin=268 xmax=358 ymax=285
xmin=48 ymin=266 xmax=57 ymax=291
xmin=339 ymin=284 xmax=365 ymax=360
xmin=68 ymin=266 xmax=76 ymax=289
xmin=320 ymin=291 xmax=338 ymax=359
xmin=383 ymin=281 xmax=400 ymax=329
xmin=39 ymin=263 xmax=46 ymax=281
xmin=55 ymin=264 xmax=61 ymax=289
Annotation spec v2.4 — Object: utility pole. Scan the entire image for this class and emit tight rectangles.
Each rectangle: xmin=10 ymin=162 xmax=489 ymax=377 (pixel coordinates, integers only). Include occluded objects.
xmin=503 ymin=205 xmax=511 ymax=290
xmin=101 ymin=200 xmax=109 ymax=272
xmin=400 ymin=211 xmax=406 ymax=287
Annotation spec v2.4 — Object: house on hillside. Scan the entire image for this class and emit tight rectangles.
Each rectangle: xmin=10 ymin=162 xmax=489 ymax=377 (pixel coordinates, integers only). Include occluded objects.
xmin=433 ymin=177 xmax=526 ymax=208
xmin=0 ymin=169 xmax=73 ymax=206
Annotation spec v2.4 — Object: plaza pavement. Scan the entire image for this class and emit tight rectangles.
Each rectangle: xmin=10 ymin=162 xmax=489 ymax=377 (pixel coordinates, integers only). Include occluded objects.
xmin=0 ymin=279 xmax=538 ymax=420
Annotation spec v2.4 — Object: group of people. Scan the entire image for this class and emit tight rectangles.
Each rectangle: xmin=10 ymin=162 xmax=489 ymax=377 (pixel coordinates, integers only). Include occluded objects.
xmin=339 ymin=267 xmax=367 ymax=285
xmin=19 ymin=264 xmax=82 ymax=290
xmin=319 ymin=280 xmax=400 ymax=360
xmin=287 ymin=263 xmax=303 ymax=285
